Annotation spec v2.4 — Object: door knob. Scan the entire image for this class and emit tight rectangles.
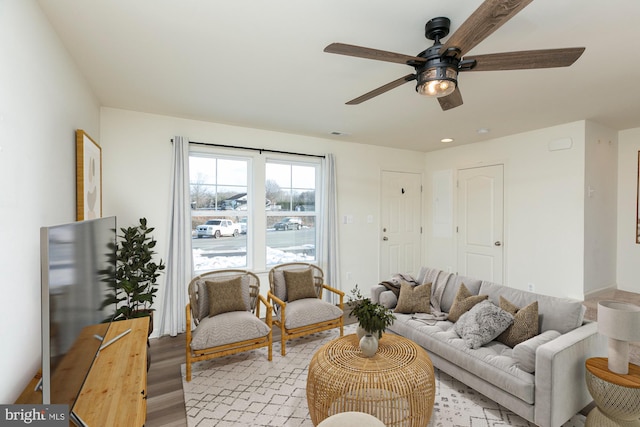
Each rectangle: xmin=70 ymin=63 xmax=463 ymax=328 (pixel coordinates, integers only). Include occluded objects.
xmin=383 ymin=237 xmax=388 ymax=241
xmin=494 ymin=241 xmax=502 ymax=246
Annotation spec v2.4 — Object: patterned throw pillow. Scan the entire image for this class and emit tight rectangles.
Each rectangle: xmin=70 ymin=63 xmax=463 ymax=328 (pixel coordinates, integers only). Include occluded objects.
xmin=454 ymin=300 xmax=514 ymax=349
xmin=496 ymin=297 xmax=539 ymax=347
xmin=194 ymin=279 xmax=209 ymax=321
xmin=395 ymin=282 xmax=432 ymax=314
xmin=207 ymin=277 xmax=246 ymax=317
xmin=284 ymin=268 xmax=318 ymax=302
xmin=447 ymin=283 xmax=488 ymax=322
xmin=272 ymin=270 xmax=287 ymax=301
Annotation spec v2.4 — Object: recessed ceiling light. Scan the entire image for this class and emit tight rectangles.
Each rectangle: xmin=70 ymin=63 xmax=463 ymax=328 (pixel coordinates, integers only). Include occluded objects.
xmin=441 ymin=138 xmax=454 ymax=143
xmin=477 ymin=128 xmax=490 ymax=134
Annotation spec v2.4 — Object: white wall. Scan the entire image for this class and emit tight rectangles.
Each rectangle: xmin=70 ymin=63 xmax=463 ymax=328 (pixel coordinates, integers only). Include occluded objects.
xmin=617 ymin=128 xmax=640 ymax=292
xmin=424 ymin=121 xmax=588 ymax=299
xmin=0 ymin=1 xmax=100 ymax=402
xmin=583 ymin=121 xmax=618 ymax=295
xmin=99 ymin=108 xmax=427 ymax=333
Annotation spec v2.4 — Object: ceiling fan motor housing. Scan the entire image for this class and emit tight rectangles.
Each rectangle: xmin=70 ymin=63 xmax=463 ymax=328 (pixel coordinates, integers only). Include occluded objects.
xmin=425 ymin=17 xmax=451 ymax=41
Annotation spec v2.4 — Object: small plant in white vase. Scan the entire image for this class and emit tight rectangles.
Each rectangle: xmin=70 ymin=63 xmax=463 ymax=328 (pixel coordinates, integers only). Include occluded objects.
xmin=348 ymin=284 xmax=396 ymax=340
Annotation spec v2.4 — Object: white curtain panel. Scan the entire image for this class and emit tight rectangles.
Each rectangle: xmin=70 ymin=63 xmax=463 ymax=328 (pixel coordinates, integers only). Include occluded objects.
xmin=320 ymin=153 xmax=340 ymax=303
xmin=159 ymin=136 xmax=193 ymax=337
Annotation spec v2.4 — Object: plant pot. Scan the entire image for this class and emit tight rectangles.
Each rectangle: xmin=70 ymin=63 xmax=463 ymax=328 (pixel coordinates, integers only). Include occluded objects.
xmin=359 ymin=334 xmax=378 ymax=357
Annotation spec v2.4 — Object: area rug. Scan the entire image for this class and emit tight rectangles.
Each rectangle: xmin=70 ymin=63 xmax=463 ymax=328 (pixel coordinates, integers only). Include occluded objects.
xmin=182 ymin=325 xmax=586 ymax=427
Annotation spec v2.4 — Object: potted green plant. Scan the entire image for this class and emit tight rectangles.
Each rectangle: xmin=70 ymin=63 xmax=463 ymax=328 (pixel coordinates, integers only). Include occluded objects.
xmin=348 ymin=284 xmax=395 ymax=340
xmin=101 ymin=218 xmax=165 ymax=333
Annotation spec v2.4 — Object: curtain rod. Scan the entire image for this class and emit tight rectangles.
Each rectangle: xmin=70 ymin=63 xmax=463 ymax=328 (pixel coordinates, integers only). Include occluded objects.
xmin=174 ymin=139 xmax=325 ymax=159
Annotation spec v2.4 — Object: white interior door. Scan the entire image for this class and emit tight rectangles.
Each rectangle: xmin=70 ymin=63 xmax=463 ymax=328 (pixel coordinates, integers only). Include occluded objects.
xmin=456 ymin=165 xmax=504 ymax=283
xmin=380 ymin=171 xmax=422 ymax=281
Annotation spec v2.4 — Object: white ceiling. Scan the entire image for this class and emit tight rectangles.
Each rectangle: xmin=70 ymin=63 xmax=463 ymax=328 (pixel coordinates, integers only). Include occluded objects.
xmin=37 ymin=0 xmax=640 ymax=152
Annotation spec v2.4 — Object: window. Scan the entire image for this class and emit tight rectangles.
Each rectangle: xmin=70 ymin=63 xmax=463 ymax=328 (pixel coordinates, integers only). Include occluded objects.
xmin=266 ymin=160 xmax=319 ymax=265
xmin=189 ymin=155 xmax=249 ymax=270
xmin=189 ymin=149 xmax=322 ymax=272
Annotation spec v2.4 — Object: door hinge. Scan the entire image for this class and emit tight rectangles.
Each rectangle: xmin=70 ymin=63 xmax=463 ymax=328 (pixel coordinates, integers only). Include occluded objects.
xmin=456 ymin=226 xmax=459 ymax=233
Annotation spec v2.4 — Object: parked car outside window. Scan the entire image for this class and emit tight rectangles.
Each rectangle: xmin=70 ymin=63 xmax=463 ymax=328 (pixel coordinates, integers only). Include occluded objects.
xmin=273 ymin=217 xmax=302 ymax=231
xmin=196 ymin=219 xmax=239 ymax=238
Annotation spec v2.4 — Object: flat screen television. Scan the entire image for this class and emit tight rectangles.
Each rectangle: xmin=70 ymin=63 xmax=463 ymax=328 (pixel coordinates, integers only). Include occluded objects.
xmin=40 ymin=216 xmax=117 ymax=410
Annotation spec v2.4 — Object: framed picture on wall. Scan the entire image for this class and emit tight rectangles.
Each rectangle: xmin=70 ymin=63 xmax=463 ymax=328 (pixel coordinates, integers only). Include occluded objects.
xmin=637 ymin=151 xmax=640 ymax=244
xmin=76 ymin=129 xmax=102 ymax=221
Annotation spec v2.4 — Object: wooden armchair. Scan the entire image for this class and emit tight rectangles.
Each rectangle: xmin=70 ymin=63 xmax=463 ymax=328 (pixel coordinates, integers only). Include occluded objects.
xmin=185 ymin=269 xmax=272 ymax=381
xmin=267 ymin=263 xmax=344 ymax=356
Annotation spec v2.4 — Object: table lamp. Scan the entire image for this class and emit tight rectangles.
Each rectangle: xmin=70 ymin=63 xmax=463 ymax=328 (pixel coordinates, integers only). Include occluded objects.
xmin=597 ymin=300 xmax=640 ymax=374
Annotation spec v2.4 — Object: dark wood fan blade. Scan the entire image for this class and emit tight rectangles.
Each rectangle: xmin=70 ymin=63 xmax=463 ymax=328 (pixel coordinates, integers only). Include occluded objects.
xmin=346 ymin=74 xmax=416 ymax=105
xmin=463 ymin=47 xmax=585 ymax=71
xmin=438 ymin=87 xmax=463 ymax=111
xmin=440 ymin=0 xmax=533 ymax=58
xmin=325 ymin=43 xmax=426 ymax=65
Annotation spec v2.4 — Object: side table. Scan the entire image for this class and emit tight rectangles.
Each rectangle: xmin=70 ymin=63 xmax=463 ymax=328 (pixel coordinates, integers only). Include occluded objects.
xmin=585 ymin=357 xmax=640 ymax=427
xmin=306 ymin=333 xmax=435 ymax=427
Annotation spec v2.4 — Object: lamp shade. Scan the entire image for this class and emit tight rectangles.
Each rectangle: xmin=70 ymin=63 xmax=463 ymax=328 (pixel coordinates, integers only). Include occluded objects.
xmin=597 ymin=300 xmax=640 ymax=342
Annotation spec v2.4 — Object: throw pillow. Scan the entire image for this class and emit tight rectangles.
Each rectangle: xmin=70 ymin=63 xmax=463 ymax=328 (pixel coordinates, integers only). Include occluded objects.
xmin=496 ymin=297 xmax=539 ymax=348
xmin=195 ymin=279 xmax=209 ymax=320
xmin=272 ymin=270 xmax=287 ymax=301
xmin=513 ymin=329 xmax=561 ymax=373
xmin=454 ymin=300 xmax=514 ymax=349
xmin=395 ymin=282 xmax=432 ymax=314
xmin=207 ymin=277 xmax=246 ymax=317
xmin=447 ymin=283 xmax=488 ymax=322
xmin=284 ymin=268 xmax=318 ymax=302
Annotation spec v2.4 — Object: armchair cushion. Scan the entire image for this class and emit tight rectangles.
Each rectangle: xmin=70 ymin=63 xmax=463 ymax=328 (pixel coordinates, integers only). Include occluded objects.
xmin=194 ymin=275 xmax=252 ymax=321
xmin=281 ymin=298 xmax=343 ymax=329
xmin=284 ymin=268 xmax=317 ymax=302
xmin=207 ymin=277 xmax=246 ymax=317
xmin=195 ymin=279 xmax=210 ymax=321
xmin=190 ymin=311 xmax=271 ymax=351
xmin=272 ymin=270 xmax=287 ymax=301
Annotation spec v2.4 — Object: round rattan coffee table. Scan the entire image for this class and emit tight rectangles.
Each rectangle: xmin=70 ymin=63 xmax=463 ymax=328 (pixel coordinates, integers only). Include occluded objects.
xmin=306 ymin=333 xmax=435 ymax=427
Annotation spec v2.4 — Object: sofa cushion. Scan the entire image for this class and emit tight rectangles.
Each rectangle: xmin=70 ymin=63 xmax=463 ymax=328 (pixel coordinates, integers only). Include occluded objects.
xmin=395 ymin=282 xmax=432 ymax=314
xmin=479 ymin=281 xmax=585 ymax=334
xmin=512 ymin=329 xmax=561 ymax=373
xmin=496 ymin=297 xmax=539 ymax=348
xmin=454 ymin=300 xmax=514 ymax=349
xmin=448 ymin=283 xmax=488 ymax=322
xmin=388 ymin=314 xmax=535 ymax=404
xmin=207 ymin=277 xmax=246 ymax=317
xmin=284 ymin=268 xmax=317 ymax=302
xmin=440 ymin=275 xmax=483 ymax=313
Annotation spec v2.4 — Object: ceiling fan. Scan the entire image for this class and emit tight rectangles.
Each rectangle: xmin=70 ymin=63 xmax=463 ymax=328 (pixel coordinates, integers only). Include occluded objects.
xmin=324 ymin=0 xmax=585 ymax=111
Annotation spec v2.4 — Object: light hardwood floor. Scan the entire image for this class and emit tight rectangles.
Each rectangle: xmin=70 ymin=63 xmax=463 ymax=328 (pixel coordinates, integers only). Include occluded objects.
xmin=146 ymin=290 xmax=640 ymax=427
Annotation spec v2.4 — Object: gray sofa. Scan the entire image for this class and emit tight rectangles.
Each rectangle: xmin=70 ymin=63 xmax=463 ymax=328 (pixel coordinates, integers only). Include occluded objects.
xmin=371 ymin=267 xmax=606 ymax=427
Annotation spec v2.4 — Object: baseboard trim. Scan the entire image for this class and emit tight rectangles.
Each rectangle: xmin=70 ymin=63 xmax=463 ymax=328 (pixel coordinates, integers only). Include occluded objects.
xmin=583 ymin=285 xmax=617 ymax=300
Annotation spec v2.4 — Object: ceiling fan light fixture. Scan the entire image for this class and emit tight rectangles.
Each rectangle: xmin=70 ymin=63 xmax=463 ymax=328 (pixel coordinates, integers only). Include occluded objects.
xmin=416 ymin=65 xmax=457 ymax=98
